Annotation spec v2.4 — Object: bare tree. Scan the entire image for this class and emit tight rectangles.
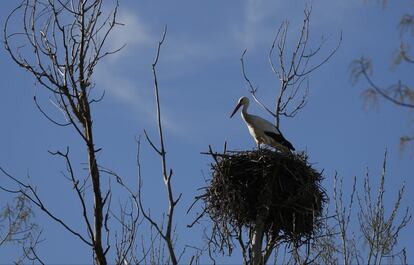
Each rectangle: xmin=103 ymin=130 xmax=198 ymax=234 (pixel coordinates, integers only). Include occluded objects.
xmin=2 ymin=1 xmax=410 ymax=265
xmin=137 ymin=27 xmax=182 ymax=265
xmin=350 ymin=1 xmax=414 ymax=151
xmin=230 ymin=7 xmax=341 ymax=265
xmin=2 ymin=1 xmax=140 ymax=264
xmin=333 ymin=175 xmax=358 ymax=265
xmin=241 ymin=7 xmax=341 ymax=128
xmin=308 ymin=153 xmax=411 ymax=265
xmin=200 ymin=7 xmax=409 ymax=265
xmin=357 ymin=153 xmax=411 ymax=264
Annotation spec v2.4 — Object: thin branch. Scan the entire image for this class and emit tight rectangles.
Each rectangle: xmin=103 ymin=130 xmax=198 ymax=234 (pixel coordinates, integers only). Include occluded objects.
xmin=241 ymin=49 xmax=277 ymax=119
xmin=0 ymin=166 xmax=93 ymax=247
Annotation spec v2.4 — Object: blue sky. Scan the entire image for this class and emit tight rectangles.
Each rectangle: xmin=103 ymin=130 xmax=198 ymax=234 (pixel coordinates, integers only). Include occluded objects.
xmin=1 ymin=0 xmax=413 ymax=263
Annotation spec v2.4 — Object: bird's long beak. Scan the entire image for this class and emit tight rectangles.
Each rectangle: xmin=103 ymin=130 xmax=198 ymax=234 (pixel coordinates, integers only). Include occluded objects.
xmin=230 ymin=102 xmax=242 ymax=118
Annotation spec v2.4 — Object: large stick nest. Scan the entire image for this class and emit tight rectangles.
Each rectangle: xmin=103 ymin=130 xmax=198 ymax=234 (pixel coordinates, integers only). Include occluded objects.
xmin=204 ymin=148 xmax=326 ymax=240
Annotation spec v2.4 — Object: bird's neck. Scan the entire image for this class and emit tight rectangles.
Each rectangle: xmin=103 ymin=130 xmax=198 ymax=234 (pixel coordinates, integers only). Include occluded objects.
xmin=242 ymin=103 xmax=249 ymax=114
xmin=241 ymin=104 xmax=249 ymax=119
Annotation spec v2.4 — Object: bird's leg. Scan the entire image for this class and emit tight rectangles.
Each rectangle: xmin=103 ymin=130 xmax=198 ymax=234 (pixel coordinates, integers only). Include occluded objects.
xmin=257 ymin=141 xmax=261 ymax=150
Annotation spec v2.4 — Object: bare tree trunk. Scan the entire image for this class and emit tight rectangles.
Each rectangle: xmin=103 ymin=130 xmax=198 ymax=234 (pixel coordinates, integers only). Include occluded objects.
xmin=2 ymin=1 xmax=124 ymax=263
xmin=78 ymin=7 xmax=106 ymax=260
xmin=251 ymin=217 xmax=265 ymax=265
xmin=85 ymin=118 xmax=106 ymax=265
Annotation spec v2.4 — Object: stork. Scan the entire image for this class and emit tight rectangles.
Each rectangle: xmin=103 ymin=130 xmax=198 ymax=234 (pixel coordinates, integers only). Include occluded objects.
xmin=230 ymin=96 xmax=295 ymax=152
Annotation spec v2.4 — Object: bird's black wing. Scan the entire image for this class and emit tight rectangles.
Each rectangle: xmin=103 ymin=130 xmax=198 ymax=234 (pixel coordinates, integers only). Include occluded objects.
xmin=264 ymin=131 xmax=295 ymax=151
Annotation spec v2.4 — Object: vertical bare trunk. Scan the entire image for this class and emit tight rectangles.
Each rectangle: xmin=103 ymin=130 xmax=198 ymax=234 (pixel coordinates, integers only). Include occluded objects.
xmin=3 ymin=0 xmax=122 ymax=263
xmin=78 ymin=3 xmax=105 ymax=261
xmin=251 ymin=217 xmax=265 ymax=265
xmin=85 ymin=118 xmax=106 ymax=265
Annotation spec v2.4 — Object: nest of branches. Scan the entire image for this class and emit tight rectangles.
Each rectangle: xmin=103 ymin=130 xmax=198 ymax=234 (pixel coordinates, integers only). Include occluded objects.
xmin=203 ymin=148 xmax=326 ymax=240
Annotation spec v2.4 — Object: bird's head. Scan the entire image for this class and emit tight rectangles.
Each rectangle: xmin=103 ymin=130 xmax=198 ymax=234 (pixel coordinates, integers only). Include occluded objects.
xmin=230 ymin=96 xmax=249 ymax=118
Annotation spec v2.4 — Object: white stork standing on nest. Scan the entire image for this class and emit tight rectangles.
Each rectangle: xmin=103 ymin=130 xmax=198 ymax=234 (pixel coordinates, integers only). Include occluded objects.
xmin=230 ymin=96 xmax=295 ymax=152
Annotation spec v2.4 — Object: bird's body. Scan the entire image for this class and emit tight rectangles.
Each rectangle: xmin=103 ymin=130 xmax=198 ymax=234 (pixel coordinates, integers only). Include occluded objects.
xmin=230 ymin=97 xmax=295 ymax=152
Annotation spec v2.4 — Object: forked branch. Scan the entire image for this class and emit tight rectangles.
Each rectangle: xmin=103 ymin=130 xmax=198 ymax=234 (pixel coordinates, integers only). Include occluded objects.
xmin=139 ymin=26 xmax=181 ymax=265
xmin=241 ymin=7 xmax=341 ymax=128
xmin=3 ymin=1 xmax=125 ymax=264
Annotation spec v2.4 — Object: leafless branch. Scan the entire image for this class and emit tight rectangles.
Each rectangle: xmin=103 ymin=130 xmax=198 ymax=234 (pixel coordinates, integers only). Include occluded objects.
xmin=333 ymin=174 xmax=358 ymax=265
xmin=351 ymin=3 xmax=414 ymax=151
xmin=3 ymin=1 xmax=124 ymax=264
xmin=241 ymin=7 xmax=341 ymax=128
xmin=350 ymin=57 xmax=414 ymax=109
xmin=138 ymin=26 xmax=182 ymax=265
xmin=241 ymin=50 xmax=277 ymax=119
xmin=0 ymin=166 xmax=93 ymax=247
xmin=98 ymin=166 xmax=140 ymax=264
xmin=357 ymin=151 xmax=411 ymax=264
xmin=21 ymin=230 xmax=46 ymax=265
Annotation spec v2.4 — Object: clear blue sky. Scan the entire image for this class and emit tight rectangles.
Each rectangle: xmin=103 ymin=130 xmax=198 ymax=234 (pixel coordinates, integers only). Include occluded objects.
xmin=1 ymin=0 xmax=413 ymax=263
